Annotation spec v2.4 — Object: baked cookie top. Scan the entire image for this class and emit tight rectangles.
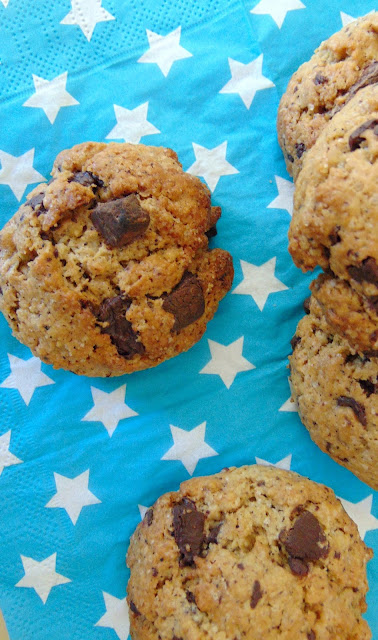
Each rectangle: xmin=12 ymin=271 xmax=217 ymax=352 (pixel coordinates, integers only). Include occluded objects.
xmin=289 ymin=84 xmax=378 ymax=298
xmin=310 ymin=273 xmax=378 ymax=357
xmin=290 ymin=295 xmax=378 ymax=490
xmin=277 ymin=13 xmax=378 ymax=179
xmin=0 ymin=142 xmax=233 ymax=376
xmin=127 ymin=464 xmax=372 ymax=640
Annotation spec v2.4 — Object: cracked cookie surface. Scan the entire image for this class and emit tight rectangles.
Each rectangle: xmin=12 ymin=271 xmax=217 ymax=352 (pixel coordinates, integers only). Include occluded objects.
xmin=0 ymin=142 xmax=233 ymax=376
xmin=277 ymin=13 xmax=378 ymax=179
xmin=126 ymin=464 xmax=372 ymax=640
xmin=289 ymin=84 xmax=378 ymax=299
xmin=290 ymin=295 xmax=378 ymax=490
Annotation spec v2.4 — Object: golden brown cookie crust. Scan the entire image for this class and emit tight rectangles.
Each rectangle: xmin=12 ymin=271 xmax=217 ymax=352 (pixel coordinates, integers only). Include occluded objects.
xmin=288 ymin=84 xmax=378 ymax=299
xmin=277 ymin=13 xmax=378 ymax=179
xmin=0 ymin=142 xmax=233 ymax=376
xmin=290 ymin=295 xmax=378 ymax=490
xmin=127 ymin=464 xmax=372 ymax=640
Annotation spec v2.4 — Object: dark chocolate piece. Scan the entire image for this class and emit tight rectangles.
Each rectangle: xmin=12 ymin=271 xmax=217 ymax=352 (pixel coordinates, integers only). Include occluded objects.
xmin=303 ymin=297 xmax=311 ymax=314
xmin=314 ymin=73 xmax=328 ymax=85
xmin=26 ymin=192 xmax=46 ymax=212
xmin=250 ymin=580 xmax=262 ymax=609
xmin=94 ymin=295 xmax=145 ymax=358
xmin=290 ymin=335 xmax=301 ymax=351
xmin=162 ymin=272 xmax=205 ymax=332
xmin=358 ymin=379 xmax=377 ymax=397
xmin=172 ymin=498 xmax=206 ymax=567
xmin=295 ymin=143 xmax=306 ymax=159
xmin=347 ymin=257 xmax=378 ymax=286
xmin=349 ymin=119 xmax=378 ymax=151
xmin=144 ymin=508 xmax=154 ymax=526
xmin=282 ymin=510 xmax=329 ymax=577
xmin=337 ymin=396 xmax=367 ymax=426
xmin=69 ymin=171 xmax=104 ymax=189
xmin=207 ymin=523 xmax=222 ymax=545
xmin=91 ymin=195 xmax=150 ymax=248
xmin=129 ymin=601 xmax=141 ymax=616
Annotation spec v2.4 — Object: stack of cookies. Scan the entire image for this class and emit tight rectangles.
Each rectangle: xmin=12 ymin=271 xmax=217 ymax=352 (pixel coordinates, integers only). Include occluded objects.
xmin=277 ymin=14 xmax=378 ymax=489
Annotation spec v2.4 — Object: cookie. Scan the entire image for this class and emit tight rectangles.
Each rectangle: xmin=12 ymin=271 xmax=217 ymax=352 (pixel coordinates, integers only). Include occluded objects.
xmin=288 ymin=84 xmax=378 ymax=299
xmin=277 ymin=13 xmax=378 ymax=179
xmin=289 ymin=295 xmax=378 ymax=490
xmin=127 ymin=464 xmax=372 ymax=640
xmin=0 ymin=142 xmax=233 ymax=377
xmin=310 ymin=273 xmax=378 ymax=357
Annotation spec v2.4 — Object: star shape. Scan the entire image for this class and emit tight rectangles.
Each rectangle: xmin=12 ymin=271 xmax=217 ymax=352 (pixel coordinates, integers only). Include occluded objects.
xmin=95 ymin=592 xmax=130 ymax=640
xmin=200 ymin=337 xmax=255 ymax=389
xmin=1 ymin=0 xmax=10 ymax=7
xmin=0 ymin=149 xmax=45 ymax=201
xmin=23 ymin=72 xmax=79 ymax=124
xmin=219 ymin=55 xmax=274 ymax=109
xmin=340 ymin=10 xmax=374 ymax=27
xmin=267 ymin=175 xmax=294 ymax=216
xmin=138 ymin=504 xmax=149 ymax=520
xmin=81 ymin=384 xmax=138 ymax=437
xmin=60 ymin=0 xmax=115 ymax=42
xmin=15 ymin=553 xmax=71 ymax=604
xmin=255 ymin=454 xmax=292 ymax=470
xmin=45 ymin=470 xmax=101 ymax=525
xmin=339 ymin=495 xmax=378 ymax=540
xmin=279 ymin=378 xmax=298 ymax=412
xmin=251 ymin=0 xmax=305 ymax=28
xmin=106 ymin=102 xmax=160 ymax=144
xmin=0 ymin=354 xmax=54 ymax=405
xmin=186 ymin=141 xmax=238 ymax=192
xmin=232 ymin=257 xmax=289 ymax=311
xmin=161 ymin=423 xmax=218 ymax=475
xmin=0 ymin=430 xmax=22 ymax=476
xmin=138 ymin=26 xmax=192 ymax=77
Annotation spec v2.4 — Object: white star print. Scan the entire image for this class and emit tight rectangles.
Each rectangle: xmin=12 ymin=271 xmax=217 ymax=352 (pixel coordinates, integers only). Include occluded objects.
xmin=138 ymin=504 xmax=149 ymax=520
xmin=219 ymin=55 xmax=274 ymax=109
xmin=1 ymin=0 xmax=10 ymax=7
xmin=251 ymin=0 xmax=305 ymax=28
xmin=186 ymin=141 xmax=238 ymax=192
xmin=255 ymin=454 xmax=292 ymax=470
xmin=0 ymin=354 xmax=54 ymax=406
xmin=279 ymin=378 xmax=298 ymax=412
xmin=106 ymin=103 xmax=160 ymax=144
xmin=61 ymin=0 xmax=115 ymax=42
xmin=138 ymin=27 xmax=192 ymax=77
xmin=23 ymin=72 xmax=79 ymax=124
xmin=95 ymin=592 xmax=130 ymax=640
xmin=200 ymin=337 xmax=255 ymax=389
xmin=340 ymin=10 xmax=374 ymax=27
xmin=15 ymin=553 xmax=71 ymax=604
xmin=82 ymin=385 xmax=138 ymax=437
xmin=0 ymin=149 xmax=45 ymax=201
xmin=45 ymin=470 xmax=101 ymax=525
xmin=232 ymin=257 xmax=289 ymax=311
xmin=161 ymin=423 xmax=218 ymax=475
xmin=267 ymin=176 xmax=294 ymax=216
xmin=339 ymin=495 xmax=378 ymax=540
xmin=0 ymin=431 xmax=22 ymax=476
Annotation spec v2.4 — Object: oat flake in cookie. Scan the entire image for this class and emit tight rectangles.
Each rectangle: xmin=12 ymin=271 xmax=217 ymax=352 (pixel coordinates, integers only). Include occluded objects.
xmin=289 ymin=84 xmax=378 ymax=299
xmin=277 ymin=13 xmax=378 ymax=179
xmin=127 ymin=464 xmax=372 ymax=640
xmin=290 ymin=294 xmax=378 ymax=490
xmin=0 ymin=142 xmax=233 ymax=376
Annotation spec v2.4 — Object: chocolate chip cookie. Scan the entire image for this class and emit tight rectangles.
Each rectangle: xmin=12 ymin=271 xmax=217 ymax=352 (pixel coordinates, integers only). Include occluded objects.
xmin=310 ymin=273 xmax=378 ymax=357
xmin=0 ymin=142 xmax=233 ymax=376
xmin=277 ymin=13 xmax=378 ymax=179
xmin=289 ymin=84 xmax=378 ymax=299
xmin=127 ymin=464 xmax=372 ymax=640
xmin=290 ymin=294 xmax=378 ymax=490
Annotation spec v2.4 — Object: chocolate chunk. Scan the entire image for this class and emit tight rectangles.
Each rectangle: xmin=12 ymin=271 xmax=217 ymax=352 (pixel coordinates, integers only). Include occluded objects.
xmin=69 ymin=171 xmax=104 ymax=189
xmin=186 ymin=590 xmax=196 ymax=604
xmin=152 ymin=567 xmax=158 ymax=577
xmin=284 ymin=510 xmax=329 ymax=562
xmin=172 ymin=498 xmax=206 ymax=566
xmin=91 ymin=195 xmax=150 ymax=248
xmin=307 ymin=631 xmax=316 ymax=640
xmin=290 ymin=335 xmax=301 ymax=351
xmin=303 ymin=297 xmax=311 ymax=314
xmin=358 ymin=379 xmax=377 ymax=397
xmin=288 ymin=556 xmax=309 ymax=576
xmin=329 ymin=226 xmax=341 ymax=245
xmin=347 ymin=257 xmax=378 ymax=286
xmin=287 ymin=153 xmax=294 ymax=163
xmin=144 ymin=508 xmax=154 ymax=526
xmin=347 ymin=61 xmax=378 ymax=98
xmin=314 ymin=73 xmax=328 ymax=85
xmin=349 ymin=119 xmax=378 ymax=151
xmin=94 ymin=295 xmax=145 ymax=358
xmin=334 ymin=551 xmax=341 ymax=559
xmin=207 ymin=522 xmax=222 ymax=545
xmin=129 ymin=601 xmax=141 ymax=616
xmin=26 ymin=192 xmax=46 ymax=212
xmin=337 ymin=396 xmax=367 ymax=426
xmin=250 ymin=580 xmax=262 ymax=609
xmin=205 ymin=225 xmax=217 ymax=239
xmin=295 ymin=143 xmax=306 ymax=159
xmin=162 ymin=272 xmax=205 ymax=332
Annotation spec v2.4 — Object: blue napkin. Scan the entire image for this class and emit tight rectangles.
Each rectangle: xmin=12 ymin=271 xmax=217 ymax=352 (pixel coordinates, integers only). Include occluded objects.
xmin=0 ymin=1 xmax=376 ymax=638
